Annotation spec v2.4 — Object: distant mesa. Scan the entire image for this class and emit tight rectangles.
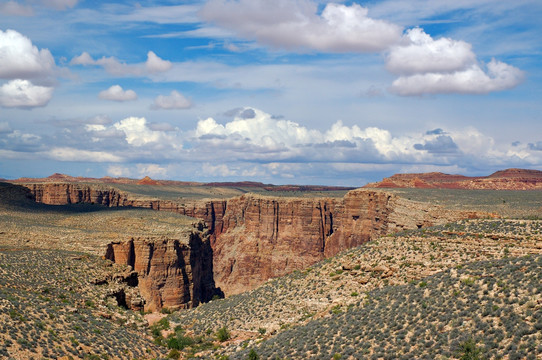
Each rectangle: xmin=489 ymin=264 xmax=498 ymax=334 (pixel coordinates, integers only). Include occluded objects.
xmin=136 ymin=176 xmax=160 ymax=185
xmin=365 ymin=168 xmax=542 ymax=190
xmin=9 ymin=174 xmax=354 ymax=192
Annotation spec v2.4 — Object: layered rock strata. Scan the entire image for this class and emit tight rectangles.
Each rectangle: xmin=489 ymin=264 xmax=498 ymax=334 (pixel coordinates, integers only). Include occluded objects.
xmin=23 ymin=183 xmax=488 ymax=296
xmin=207 ymin=190 xmax=482 ymax=294
xmin=104 ymin=228 xmax=221 ymax=312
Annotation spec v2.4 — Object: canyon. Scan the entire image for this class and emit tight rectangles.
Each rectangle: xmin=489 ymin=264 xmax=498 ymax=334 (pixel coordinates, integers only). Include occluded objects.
xmin=18 ymin=180 xmax=490 ymax=309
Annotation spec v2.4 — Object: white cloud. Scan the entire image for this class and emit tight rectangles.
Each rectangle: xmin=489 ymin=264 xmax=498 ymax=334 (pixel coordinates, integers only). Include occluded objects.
xmin=201 ymin=163 xmax=238 ymax=177
xmin=98 ymin=85 xmax=137 ymax=101
xmin=113 ymin=117 xmax=162 ymax=146
xmin=386 ymin=28 xmax=524 ymax=95
xmin=195 ymin=108 xmax=320 ymax=152
xmin=69 ymin=51 xmax=94 ymax=66
xmin=200 ymin=0 xmax=402 ymax=52
xmin=151 ymin=90 xmax=192 ymax=110
xmin=107 ymin=165 xmax=130 ymax=177
xmin=386 ymin=28 xmax=476 ymax=75
xmin=190 ymin=107 xmax=542 ymax=170
xmin=108 ymin=116 xmax=181 ymax=147
xmin=0 ymin=29 xmax=55 ymax=80
xmin=70 ymin=50 xmax=172 ymax=76
xmin=0 ymin=79 xmax=53 ymax=108
xmin=46 ymin=147 xmax=123 ymax=162
xmin=390 ymin=59 xmax=525 ymax=96
xmin=106 ymin=163 xmax=170 ymax=178
xmin=145 ymin=51 xmax=172 ymax=73
xmin=0 ymin=1 xmax=34 ymax=16
xmin=136 ymin=163 xmax=168 ymax=178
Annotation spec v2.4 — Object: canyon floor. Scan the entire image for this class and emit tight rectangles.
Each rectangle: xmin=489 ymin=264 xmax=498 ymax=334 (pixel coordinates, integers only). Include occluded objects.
xmin=1 ymin=179 xmax=542 ymax=359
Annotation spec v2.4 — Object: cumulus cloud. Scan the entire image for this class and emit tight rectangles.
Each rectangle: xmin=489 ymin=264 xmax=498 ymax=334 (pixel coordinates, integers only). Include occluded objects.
xmin=69 ymin=51 xmax=94 ymax=66
xmin=85 ymin=124 xmax=125 ymax=140
xmin=98 ymin=85 xmax=137 ymax=102
xmin=0 ymin=29 xmax=57 ymax=108
xmin=145 ymin=51 xmax=172 ymax=73
xmin=151 ymin=90 xmax=192 ymax=110
xmin=70 ymin=51 xmax=172 ymax=76
xmin=195 ymin=108 xmax=320 ymax=149
xmin=5 ymin=106 xmax=542 ymax=183
xmin=112 ymin=117 xmax=165 ymax=146
xmin=386 ymin=28 xmax=476 ymax=75
xmin=413 ymin=135 xmax=459 ymax=154
xmin=188 ymin=107 xmax=542 ymax=172
xmin=0 ymin=79 xmax=53 ymax=108
xmin=200 ymin=0 xmax=402 ymax=52
xmin=387 ymin=28 xmax=524 ymax=95
xmin=390 ymin=60 xmax=524 ymax=96
xmin=0 ymin=29 xmax=55 ymax=80
xmin=0 ymin=1 xmax=34 ymax=16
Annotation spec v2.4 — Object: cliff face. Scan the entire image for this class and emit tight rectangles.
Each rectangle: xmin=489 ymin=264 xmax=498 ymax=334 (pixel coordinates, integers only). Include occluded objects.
xmin=22 ymin=182 xmax=488 ymax=297
xmin=210 ymin=190 xmax=394 ymax=294
xmin=209 ymin=189 xmax=479 ymax=295
xmin=104 ymin=230 xmax=221 ymax=312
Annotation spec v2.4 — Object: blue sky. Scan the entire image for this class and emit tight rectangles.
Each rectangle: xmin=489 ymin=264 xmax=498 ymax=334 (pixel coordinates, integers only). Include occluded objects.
xmin=0 ymin=0 xmax=541 ymax=186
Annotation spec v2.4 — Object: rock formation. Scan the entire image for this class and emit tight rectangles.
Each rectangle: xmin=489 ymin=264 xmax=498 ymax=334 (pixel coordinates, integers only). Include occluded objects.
xmin=364 ymin=168 xmax=542 ymax=190
xmin=206 ymin=190 xmax=483 ymax=295
xmin=20 ymin=182 xmax=490 ymax=297
xmin=104 ymin=227 xmax=221 ymax=312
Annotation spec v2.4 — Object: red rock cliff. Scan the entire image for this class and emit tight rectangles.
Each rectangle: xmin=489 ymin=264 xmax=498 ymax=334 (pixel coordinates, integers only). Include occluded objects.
xmin=104 ymin=229 xmax=221 ymax=312
xmin=22 ymin=183 xmax=486 ymax=296
xmin=208 ymin=189 xmax=477 ymax=295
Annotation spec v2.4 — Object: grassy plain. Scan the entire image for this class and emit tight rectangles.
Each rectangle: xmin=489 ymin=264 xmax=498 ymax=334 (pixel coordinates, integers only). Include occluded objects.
xmin=0 ymin=182 xmax=198 ymax=254
xmin=381 ymin=188 xmax=542 ymax=218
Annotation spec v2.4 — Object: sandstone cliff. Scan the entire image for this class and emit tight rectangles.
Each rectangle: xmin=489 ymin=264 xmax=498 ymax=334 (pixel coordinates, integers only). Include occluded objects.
xmin=207 ymin=190 xmax=483 ymax=295
xmin=104 ymin=228 xmax=221 ymax=312
xmin=21 ymin=182 xmax=488 ymax=297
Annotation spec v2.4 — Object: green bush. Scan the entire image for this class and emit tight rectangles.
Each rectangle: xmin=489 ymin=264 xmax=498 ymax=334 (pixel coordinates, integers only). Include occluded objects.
xmin=459 ymin=338 xmax=484 ymax=360
xmin=247 ymin=348 xmax=259 ymax=360
xmin=167 ymin=349 xmax=180 ymax=359
xmin=216 ymin=326 xmax=231 ymax=342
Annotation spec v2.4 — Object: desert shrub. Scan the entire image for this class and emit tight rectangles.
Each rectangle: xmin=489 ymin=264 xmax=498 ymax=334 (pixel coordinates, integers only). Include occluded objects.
xmin=247 ymin=348 xmax=259 ymax=360
xmin=167 ymin=349 xmax=180 ymax=359
xmin=459 ymin=338 xmax=484 ymax=360
xmin=216 ymin=326 xmax=231 ymax=342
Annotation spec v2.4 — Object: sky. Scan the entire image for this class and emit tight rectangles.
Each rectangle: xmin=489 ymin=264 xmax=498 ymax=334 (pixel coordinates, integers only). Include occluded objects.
xmin=0 ymin=0 xmax=541 ymax=186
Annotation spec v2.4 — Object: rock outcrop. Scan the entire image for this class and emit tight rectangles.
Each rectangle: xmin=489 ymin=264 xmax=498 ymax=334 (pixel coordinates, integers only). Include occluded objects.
xmin=365 ymin=168 xmax=542 ymax=190
xmin=21 ymin=182 xmax=490 ymax=297
xmin=104 ymin=227 xmax=221 ymax=312
xmin=207 ymin=190 xmax=484 ymax=295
